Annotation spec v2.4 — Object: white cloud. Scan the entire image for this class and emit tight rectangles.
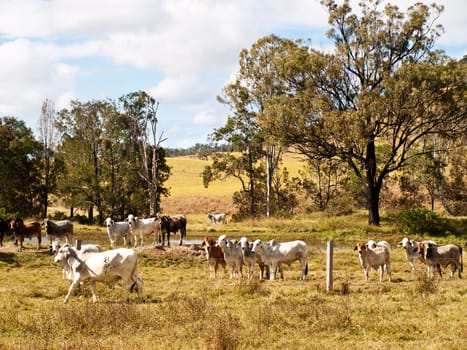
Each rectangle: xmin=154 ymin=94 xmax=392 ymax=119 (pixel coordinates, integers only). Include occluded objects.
xmin=0 ymin=0 xmax=465 ymax=147
xmin=193 ymin=111 xmax=216 ymax=125
xmin=148 ymin=75 xmax=209 ymax=103
xmin=0 ymin=39 xmax=77 ymax=120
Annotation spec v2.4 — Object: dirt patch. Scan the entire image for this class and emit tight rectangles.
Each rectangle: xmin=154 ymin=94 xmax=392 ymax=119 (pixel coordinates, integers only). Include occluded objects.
xmin=136 ymin=244 xmax=205 ymax=259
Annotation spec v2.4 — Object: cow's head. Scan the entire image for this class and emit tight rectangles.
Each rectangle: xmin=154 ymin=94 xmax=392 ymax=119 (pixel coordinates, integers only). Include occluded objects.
xmin=397 ymin=237 xmax=410 ymax=248
xmin=251 ymin=239 xmax=263 ymax=253
xmin=239 ymin=237 xmax=249 ymax=250
xmin=354 ymin=241 xmax=367 ymax=255
xmin=127 ymin=214 xmax=136 ymax=227
xmin=54 ymin=244 xmax=74 ymax=263
xmin=49 ymin=240 xmax=60 ymax=254
xmin=9 ymin=218 xmax=23 ymax=231
xmin=417 ymin=242 xmax=427 ymax=261
xmin=104 ymin=217 xmax=113 ymax=228
xmin=217 ymin=234 xmax=227 ymax=248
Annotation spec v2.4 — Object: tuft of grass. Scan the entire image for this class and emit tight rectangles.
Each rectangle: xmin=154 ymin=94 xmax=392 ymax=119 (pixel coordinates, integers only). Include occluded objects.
xmin=412 ymin=271 xmax=439 ymax=295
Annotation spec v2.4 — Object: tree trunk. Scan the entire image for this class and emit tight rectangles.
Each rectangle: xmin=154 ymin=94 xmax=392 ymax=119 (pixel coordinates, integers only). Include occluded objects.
xmin=87 ymin=205 xmax=94 ymax=225
xmin=248 ymin=150 xmax=256 ymax=218
xmin=367 ymin=184 xmax=380 ymax=225
xmin=366 ymin=141 xmax=380 ymax=225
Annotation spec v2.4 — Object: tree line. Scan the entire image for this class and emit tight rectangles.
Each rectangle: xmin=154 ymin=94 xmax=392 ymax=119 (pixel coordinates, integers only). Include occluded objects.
xmin=1 ymin=91 xmax=170 ymax=225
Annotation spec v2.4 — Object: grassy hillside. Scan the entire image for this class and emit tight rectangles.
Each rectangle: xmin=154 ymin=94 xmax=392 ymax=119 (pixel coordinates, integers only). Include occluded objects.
xmin=160 ymin=153 xmax=306 ymax=215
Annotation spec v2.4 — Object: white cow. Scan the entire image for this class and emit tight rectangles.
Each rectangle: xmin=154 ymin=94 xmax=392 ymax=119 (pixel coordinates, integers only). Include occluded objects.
xmin=239 ymin=237 xmax=266 ymax=279
xmin=217 ymin=235 xmax=244 ymax=278
xmin=127 ymin=214 xmax=160 ymax=247
xmin=207 ymin=213 xmax=227 ymax=224
xmin=104 ymin=218 xmax=132 ymax=248
xmin=354 ymin=241 xmax=392 ymax=282
xmin=396 ymin=237 xmax=436 ymax=271
xmin=251 ymin=239 xmax=308 ymax=280
xmin=367 ymin=240 xmax=391 ymax=252
xmin=54 ymin=244 xmax=143 ymax=303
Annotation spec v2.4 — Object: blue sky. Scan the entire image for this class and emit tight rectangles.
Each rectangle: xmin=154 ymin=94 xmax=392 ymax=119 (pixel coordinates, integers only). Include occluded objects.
xmin=1 ymin=0 xmax=465 ymax=148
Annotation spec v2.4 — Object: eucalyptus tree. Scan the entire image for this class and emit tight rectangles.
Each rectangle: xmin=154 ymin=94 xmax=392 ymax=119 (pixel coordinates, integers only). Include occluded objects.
xmin=119 ymin=91 xmax=169 ymax=216
xmin=0 ymin=117 xmax=42 ymax=217
xmin=260 ymin=0 xmax=465 ymax=225
xmin=203 ymin=104 xmax=266 ymax=218
xmin=38 ymin=99 xmax=59 ymax=218
xmin=211 ymin=35 xmax=307 ymax=218
xmin=55 ymin=100 xmax=108 ymax=224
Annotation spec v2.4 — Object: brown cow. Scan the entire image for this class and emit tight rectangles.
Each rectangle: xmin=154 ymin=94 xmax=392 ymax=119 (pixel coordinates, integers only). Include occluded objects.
xmin=354 ymin=241 xmax=392 ymax=282
xmin=418 ymin=242 xmax=463 ymax=279
xmin=201 ymin=236 xmax=226 ymax=278
xmin=9 ymin=218 xmax=41 ymax=251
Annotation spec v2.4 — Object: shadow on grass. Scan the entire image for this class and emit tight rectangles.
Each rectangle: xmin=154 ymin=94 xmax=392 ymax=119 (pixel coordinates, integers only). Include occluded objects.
xmin=0 ymin=252 xmax=17 ymax=265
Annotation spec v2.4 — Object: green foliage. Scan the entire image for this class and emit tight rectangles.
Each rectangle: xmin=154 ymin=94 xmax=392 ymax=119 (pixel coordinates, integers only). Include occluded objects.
xmin=394 ymin=207 xmax=446 ymax=236
xmin=0 ymin=117 xmax=43 ymax=217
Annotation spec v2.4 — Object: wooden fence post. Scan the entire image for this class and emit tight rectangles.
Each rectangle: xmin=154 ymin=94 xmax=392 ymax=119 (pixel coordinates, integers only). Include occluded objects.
xmin=326 ymin=240 xmax=333 ymax=292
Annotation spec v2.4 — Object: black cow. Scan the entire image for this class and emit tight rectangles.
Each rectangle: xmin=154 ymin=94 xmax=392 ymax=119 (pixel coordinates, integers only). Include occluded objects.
xmin=159 ymin=215 xmax=187 ymax=246
xmin=0 ymin=218 xmax=12 ymax=247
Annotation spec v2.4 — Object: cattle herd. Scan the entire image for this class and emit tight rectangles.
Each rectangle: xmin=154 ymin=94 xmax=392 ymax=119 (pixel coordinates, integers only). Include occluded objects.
xmin=0 ymin=212 xmax=464 ymax=304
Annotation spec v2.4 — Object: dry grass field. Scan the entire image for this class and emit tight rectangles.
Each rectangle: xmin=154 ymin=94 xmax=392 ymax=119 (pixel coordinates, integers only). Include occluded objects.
xmin=160 ymin=153 xmax=305 ymax=215
xmin=0 ymin=215 xmax=465 ymax=350
xmin=0 ymin=155 xmax=466 ymax=349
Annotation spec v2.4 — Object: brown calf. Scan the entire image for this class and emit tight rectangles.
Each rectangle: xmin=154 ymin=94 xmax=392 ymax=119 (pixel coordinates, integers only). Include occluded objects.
xmin=201 ymin=236 xmax=226 ymax=278
xmin=9 ymin=218 xmax=41 ymax=251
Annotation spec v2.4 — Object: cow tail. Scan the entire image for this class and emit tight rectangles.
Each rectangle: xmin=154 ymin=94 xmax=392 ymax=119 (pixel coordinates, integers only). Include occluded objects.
xmin=460 ymin=246 xmax=463 ymax=273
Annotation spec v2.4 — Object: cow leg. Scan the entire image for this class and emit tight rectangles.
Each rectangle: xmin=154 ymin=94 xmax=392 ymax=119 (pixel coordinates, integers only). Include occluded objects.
xmin=211 ymin=262 xmax=216 ymax=278
xmin=269 ymin=263 xmax=277 ymax=280
xmin=248 ymin=263 xmax=254 ymax=279
xmin=89 ymin=282 xmax=98 ymax=303
xmin=64 ymin=277 xmax=82 ymax=304
xmin=179 ymin=228 xmax=185 ymax=246
xmin=37 ymin=235 xmax=41 ymax=250
xmin=135 ymin=277 xmax=143 ymax=302
xmin=437 ymin=264 xmax=443 ymax=278
xmin=301 ymin=261 xmax=308 ymax=280
xmin=278 ymin=264 xmax=284 ymax=279
xmin=167 ymin=232 xmax=171 ymax=247
xmin=364 ymin=267 xmax=370 ymax=282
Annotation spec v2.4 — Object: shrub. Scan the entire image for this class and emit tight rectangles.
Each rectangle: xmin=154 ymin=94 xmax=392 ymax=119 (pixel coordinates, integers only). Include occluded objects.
xmin=394 ymin=207 xmax=446 ymax=236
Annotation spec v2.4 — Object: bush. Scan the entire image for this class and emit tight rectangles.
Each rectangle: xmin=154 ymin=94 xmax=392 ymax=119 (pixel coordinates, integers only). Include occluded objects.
xmin=394 ymin=207 xmax=445 ymax=236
